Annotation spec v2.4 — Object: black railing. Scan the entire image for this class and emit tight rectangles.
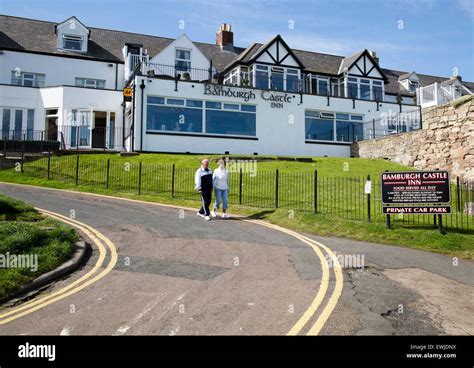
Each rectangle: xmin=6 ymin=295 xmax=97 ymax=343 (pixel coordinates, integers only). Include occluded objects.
xmin=0 ymin=129 xmax=62 ymax=154
xmin=6 ymin=155 xmax=473 ymax=232
xmin=140 ymin=62 xmax=215 ymax=82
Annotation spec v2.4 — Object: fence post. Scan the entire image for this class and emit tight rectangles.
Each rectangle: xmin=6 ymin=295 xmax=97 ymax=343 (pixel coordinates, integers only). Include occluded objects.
xmin=171 ymin=163 xmax=175 ymax=197
xmin=75 ymin=155 xmax=80 ymax=185
xmin=275 ymin=169 xmax=279 ymax=208
xmin=138 ymin=162 xmax=142 ymax=195
xmin=456 ymin=176 xmax=461 ymax=212
xmin=106 ymin=158 xmax=110 ymax=190
xmin=239 ymin=168 xmax=243 ymax=205
xmin=314 ymin=170 xmax=318 ymax=213
xmin=367 ymin=174 xmax=371 ymax=222
xmin=47 ymin=150 xmax=51 ymax=180
xmin=40 ymin=131 xmax=44 ymax=153
xmin=372 ymin=119 xmax=376 ymax=139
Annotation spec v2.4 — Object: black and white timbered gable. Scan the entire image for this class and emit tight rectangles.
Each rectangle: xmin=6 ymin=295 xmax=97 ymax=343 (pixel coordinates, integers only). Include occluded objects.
xmin=338 ymin=49 xmax=387 ymax=81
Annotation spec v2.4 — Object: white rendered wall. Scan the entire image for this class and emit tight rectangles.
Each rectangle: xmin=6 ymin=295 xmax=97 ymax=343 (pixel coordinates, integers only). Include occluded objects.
xmin=0 ymin=50 xmax=124 ymax=90
xmin=133 ymin=77 xmax=419 ymax=157
xmin=0 ymin=84 xmax=122 ymax=132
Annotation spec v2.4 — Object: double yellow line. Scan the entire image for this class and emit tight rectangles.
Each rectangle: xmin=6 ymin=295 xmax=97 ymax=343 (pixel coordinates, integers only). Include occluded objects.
xmin=247 ymin=220 xmax=344 ymax=336
xmin=0 ymin=183 xmax=342 ymax=334
xmin=0 ymin=208 xmax=118 ymax=325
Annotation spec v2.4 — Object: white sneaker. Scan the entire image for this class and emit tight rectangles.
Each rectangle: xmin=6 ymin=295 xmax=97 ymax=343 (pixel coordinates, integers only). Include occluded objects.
xmin=197 ymin=212 xmax=205 ymax=218
xmin=204 ymin=216 xmax=211 ymax=221
xmin=222 ymin=213 xmax=229 ymax=219
xmin=210 ymin=210 xmax=217 ymax=218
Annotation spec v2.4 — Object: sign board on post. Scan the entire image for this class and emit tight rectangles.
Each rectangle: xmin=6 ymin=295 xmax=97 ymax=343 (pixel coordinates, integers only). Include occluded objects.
xmin=381 ymin=171 xmax=451 ymax=204
xmin=380 ymin=170 xmax=452 ymax=232
xmin=123 ymin=87 xmax=133 ymax=102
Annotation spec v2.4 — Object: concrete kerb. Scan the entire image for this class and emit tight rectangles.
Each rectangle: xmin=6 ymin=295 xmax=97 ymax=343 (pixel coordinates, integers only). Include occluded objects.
xmin=0 ymin=241 xmax=90 ymax=305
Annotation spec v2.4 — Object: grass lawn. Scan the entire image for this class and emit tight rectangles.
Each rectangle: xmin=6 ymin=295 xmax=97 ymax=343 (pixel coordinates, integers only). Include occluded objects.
xmin=27 ymin=152 xmax=414 ymax=176
xmin=0 ymin=194 xmax=78 ymax=300
xmin=1 ymin=153 xmax=473 ymax=259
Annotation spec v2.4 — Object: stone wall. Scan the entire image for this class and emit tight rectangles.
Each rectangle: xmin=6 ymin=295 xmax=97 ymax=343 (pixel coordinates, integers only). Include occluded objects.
xmin=351 ymin=97 xmax=474 ymax=180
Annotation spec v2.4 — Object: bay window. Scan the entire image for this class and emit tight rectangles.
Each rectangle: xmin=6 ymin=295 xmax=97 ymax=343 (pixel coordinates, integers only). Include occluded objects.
xmin=347 ymin=77 xmax=358 ymax=98
xmin=286 ymin=69 xmax=299 ymax=92
xmin=360 ymin=79 xmax=371 ymax=100
xmin=255 ymin=65 xmax=269 ymax=89
xmin=372 ymin=81 xmax=383 ymax=100
xmin=345 ymin=77 xmax=384 ymax=101
xmin=270 ymin=67 xmax=284 ymax=91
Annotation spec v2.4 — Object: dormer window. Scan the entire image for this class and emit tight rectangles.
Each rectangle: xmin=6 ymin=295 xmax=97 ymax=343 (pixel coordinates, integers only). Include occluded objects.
xmin=62 ymin=35 xmax=83 ymax=51
xmin=56 ymin=16 xmax=89 ymax=53
xmin=408 ymin=80 xmax=419 ymax=92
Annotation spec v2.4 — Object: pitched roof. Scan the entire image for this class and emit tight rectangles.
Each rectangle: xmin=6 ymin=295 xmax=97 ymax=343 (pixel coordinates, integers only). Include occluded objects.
xmin=1 ymin=14 xmax=472 ymax=96
xmin=398 ymin=71 xmax=417 ymax=81
xmin=0 ymin=14 xmax=244 ymax=68
xmin=337 ymin=50 xmax=364 ymax=74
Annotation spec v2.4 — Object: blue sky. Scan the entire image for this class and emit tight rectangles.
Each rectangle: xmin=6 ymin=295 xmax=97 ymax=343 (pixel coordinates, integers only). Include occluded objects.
xmin=1 ymin=0 xmax=473 ymax=80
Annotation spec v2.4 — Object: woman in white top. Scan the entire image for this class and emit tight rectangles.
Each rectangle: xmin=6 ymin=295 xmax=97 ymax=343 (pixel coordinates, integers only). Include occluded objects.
xmin=211 ymin=159 xmax=229 ymax=218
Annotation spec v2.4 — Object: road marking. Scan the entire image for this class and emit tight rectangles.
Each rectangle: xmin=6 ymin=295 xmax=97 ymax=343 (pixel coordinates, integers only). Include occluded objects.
xmin=0 ymin=212 xmax=107 ymax=319
xmin=60 ymin=326 xmax=72 ymax=336
xmin=113 ymin=294 xmax=166 ymax=336
xmin=0 ymin=182 xmax=342 ymax=334
xmin=0 ymin=209 xmax=118 ymax=325
xmin=250 ymin=220 xmax=344 ymax=335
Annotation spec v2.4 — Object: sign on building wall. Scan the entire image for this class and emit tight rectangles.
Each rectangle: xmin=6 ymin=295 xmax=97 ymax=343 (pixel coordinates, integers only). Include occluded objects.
xmin=123 ymin=87 xmax=133 ymax=102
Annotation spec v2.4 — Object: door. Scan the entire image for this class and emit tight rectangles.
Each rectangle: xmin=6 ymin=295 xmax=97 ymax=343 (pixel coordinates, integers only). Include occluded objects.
xmin=92 ymin=111 xmax=107 ymax=148
xmin=46 ymin=117 xmax=58 ymax=141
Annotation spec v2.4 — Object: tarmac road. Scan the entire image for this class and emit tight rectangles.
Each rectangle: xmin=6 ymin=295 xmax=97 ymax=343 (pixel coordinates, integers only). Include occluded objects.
xmin=0 ymin=183 xmax=473 ymax=335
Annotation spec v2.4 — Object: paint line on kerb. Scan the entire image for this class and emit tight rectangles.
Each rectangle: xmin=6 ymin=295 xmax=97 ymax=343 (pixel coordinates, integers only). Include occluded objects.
xmin=0 ymin=182 xmax=341 ymax=333
xmin=0 ymin=209 xmax=118 ymax=325
xmin=0 ymin=210 xmax=107 ymax=319
xmin=250 ymin=220 xmax=344 ymax=336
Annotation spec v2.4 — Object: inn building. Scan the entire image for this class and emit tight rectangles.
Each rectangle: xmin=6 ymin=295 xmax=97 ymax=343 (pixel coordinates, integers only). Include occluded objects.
xmin=1 ymin=15 xmax=473 ymax=156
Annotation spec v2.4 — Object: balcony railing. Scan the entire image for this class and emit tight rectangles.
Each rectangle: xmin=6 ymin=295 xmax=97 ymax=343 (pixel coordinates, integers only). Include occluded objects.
xmin=418 ymin=82 xmax=468 ymax=108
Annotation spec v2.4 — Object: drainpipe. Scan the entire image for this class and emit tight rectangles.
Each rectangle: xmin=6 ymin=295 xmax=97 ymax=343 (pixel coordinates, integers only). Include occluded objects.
xmin=139 ymin=79 xmax=146 ymax=152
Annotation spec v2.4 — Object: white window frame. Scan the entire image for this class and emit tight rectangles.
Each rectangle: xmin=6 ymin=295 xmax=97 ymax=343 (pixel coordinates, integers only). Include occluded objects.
xmin=175 ymin=48 xmax=191 ymax=72
xmin=344 ymin=76 xmax=385 ymax=101
xmin=75 ymin=77 xmax=106 ymax=89
xmin=11 ymin=71 xmax=45 ymax=87
xmin=62 ymin=34 xmax=83 ymax=51
xmin=252 ymin=63 xmax=300 ymax=91
xmin=305 ymin=109 xmax=364 ymax=142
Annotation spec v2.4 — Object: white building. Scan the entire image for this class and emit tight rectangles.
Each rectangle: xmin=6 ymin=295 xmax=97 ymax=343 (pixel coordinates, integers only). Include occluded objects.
xmin=1 ymin=15 xmax=472 ymax=156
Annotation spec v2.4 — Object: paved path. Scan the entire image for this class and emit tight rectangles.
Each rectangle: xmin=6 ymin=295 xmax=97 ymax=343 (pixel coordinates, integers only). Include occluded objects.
xmin=0 ymin=183 xmax=473 ymax=335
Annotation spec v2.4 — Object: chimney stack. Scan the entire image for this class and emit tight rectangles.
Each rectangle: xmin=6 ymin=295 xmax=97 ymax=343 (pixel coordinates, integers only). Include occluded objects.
xmin=216 ymin=23 xmax=234 ymax=51
xmin=451 ymin=74 xmax=462 ymax=82
xmin=369 ymin=50 xmax=379 ymax=65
